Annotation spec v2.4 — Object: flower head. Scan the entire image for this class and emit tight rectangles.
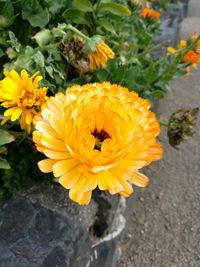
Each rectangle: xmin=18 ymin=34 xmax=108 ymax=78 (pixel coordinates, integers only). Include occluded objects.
xmin=83 ymin=35 xmax=115 ymax=71
xmin=141 ymin=8 xmax=160 ymax=20
xmin=0 ymin=70 xmax=48 ymax=133
xmin=168 ymin=108 xmax=199 ymax=148
xmin=168 ymin=33 xmax=200 ymax=74
xmin=33 ymin=82 xmax=162 ymax=205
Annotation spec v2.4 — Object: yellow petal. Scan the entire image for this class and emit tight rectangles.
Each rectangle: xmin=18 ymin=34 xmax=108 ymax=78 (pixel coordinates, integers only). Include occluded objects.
xmin=167 ymin=47 xmax=177 ymax=54
xmin=38 ymin=159 xmax=57 ymax=173
xmin=4 ymin=107 xmax=18 ymax=117
xmin=78 ymin=191 xmax=92 ymax=205
xmin=53 ymin=158 xmax=79 ymax=177
xmin=69 ymin=176 xmax=87 ymax=201
xmin=129 ymin=172 xmax=149 ymax=187
xmin=25 ymin=110 xmax=32 ymax=125
xmin=59 ymin=166 xmax=81 ymax=189
xmin=41 ymin=134 xmax=66 ymax=151
xmin=43 ymin=149 xmax=71 ymax=160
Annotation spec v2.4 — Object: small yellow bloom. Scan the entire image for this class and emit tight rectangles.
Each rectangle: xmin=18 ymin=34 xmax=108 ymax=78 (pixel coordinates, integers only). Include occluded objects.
xmin=33 ymin=82 xmax=162 ymax=205
xmin=0 ymin=70 xmax=48 ymax=133
xmin=88 ymin=41 xmax=115 ymax=71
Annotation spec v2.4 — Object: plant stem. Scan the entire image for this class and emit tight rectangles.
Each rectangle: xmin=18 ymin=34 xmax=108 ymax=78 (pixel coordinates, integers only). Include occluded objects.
xmin=138 ymin=40 xmax=169 ymax=58
xmin=159 ymin=120 xmax=169 ymax=127
xmin=65 ymin=24 xmax=89 ymax=41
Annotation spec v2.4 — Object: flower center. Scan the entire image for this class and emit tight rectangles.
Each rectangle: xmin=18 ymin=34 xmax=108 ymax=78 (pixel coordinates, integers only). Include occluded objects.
xmin=92 ymin=129 xmax=110 ymax=151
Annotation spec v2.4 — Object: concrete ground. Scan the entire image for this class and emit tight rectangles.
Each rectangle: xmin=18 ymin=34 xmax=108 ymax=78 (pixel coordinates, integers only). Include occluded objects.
xmin=118 ymin=1 xmax=200 ymax=266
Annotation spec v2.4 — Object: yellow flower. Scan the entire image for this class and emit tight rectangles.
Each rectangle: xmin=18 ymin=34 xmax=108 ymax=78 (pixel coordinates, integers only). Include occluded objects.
xmin=88 ymin=41 xmax=115 ymax=71
xmin=0 ymin=70 xmax=48 ymax=133
xmin=168 ymin=33 xmax=200 ymax=75
xmin=33 ymin=82 xmax=162 ymax=205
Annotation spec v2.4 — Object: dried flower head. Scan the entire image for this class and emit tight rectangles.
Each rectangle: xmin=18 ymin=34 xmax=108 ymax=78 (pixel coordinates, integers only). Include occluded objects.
xmin=168 ymin=108 xmax=199 ymax=148
xmin=33 ymin=82 xmax=162 ymax=205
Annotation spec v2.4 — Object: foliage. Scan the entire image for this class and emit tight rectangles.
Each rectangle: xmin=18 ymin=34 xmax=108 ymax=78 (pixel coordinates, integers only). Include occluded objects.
xmin=0 ymin=129 xmax=15 ymax=170
xmin=0 ymin=137 xmax=52 ymax=198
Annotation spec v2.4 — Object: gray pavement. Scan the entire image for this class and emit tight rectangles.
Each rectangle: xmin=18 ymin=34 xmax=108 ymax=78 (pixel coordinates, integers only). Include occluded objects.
xmin=118 ymin=1 xmax=200 ymax=266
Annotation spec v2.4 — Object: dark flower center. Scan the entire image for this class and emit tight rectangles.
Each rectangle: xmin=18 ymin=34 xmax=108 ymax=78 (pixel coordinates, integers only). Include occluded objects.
xmin=92 ymin=129 xmax=110 ymax=151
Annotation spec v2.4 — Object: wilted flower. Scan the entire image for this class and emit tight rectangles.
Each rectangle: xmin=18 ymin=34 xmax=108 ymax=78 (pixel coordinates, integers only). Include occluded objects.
xmin=33 ymin=82 xmax=162 ymax=205
xmin=167 ymin=108 xmax=199 ymax=148
xmin=141 ymin=8 xmax=160 ymax=20
xmin=0 ymin=70 xmax=48 ymax=133
xmin=83 ymin=35 xmax=115 ymax=71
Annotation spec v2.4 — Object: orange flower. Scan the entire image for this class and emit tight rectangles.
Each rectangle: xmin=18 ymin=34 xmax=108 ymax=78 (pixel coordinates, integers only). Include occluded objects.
xmin=33 ymin=82 xmax=162 ymax=205
xmin=168 ymin=33 xmax=200 ymax=75
xmin=183 ymin=50 xmax=199 ymax=64
xmin=141 ymin=8 xmax=160 ymax=20
xmin=88 ymin=41 xmax=115 ymax=71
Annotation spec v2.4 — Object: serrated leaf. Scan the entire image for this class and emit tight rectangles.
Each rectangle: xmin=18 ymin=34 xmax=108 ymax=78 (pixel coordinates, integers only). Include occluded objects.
xmin=13 ymin=46 xmax=35 ymax=70
xmin=99 ymin=2 xmax=131 ymax=16
xmin=73 ymin=0 xmax=93 ymax=12
xmin=7 ymin=31 xmax=21 ymax=52
xmin=63 ymin=8 xmax=89 ymax=25
xmin=0 ymin=129 xmax=15 ymax=146
xmin=0 ymin=156 xmax=11 ymax=169
xmin=32 ymin=51 xmax=45 ymax=67
xmin=96 ymin=19 xmax=116 ymax=34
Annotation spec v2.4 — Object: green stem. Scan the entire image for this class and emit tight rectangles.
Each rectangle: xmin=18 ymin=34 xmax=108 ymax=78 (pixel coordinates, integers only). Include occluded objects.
xmin=65 ymin=24 xmax=90 ymax=41
xmin=138 ymin=40 xmax=169 ymax=58
xmin=159 ymin=120 xmax=169 ymax=127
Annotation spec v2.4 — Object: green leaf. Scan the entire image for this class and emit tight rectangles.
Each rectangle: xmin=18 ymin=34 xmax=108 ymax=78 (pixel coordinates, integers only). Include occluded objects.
xmin=45 ymin=65 xmax=54 ymax=78
xmin=0 ymin=47 xmax=4 ymax=58
xmin=32 ymin=51 xmax=45 ymax=67
xmin=153 ymin=90 xmax=165 ymax=99
xmin=0 ymin=0 xmax=14 ymax=28
xmin=94 ymin=69 xmax=108 ymax=82
xmin=22 ymin=0 xmax=49 ymax=27
xmin=0 ymin=156 xmax=11 ymax=169
xmin=113 ymin=65 xmax=126 ymax=83
xmin=143 ymin=64 xmax=158 ymax=84
xmin=99 ymin=2 xmax=131 ymax=16
xmin=33 ymin=29 xmax=52 ymax=47
xmin=13 ymin=46 xmax=35 ymax=70
xmin=7 ymin=31 xmax=21 ymax=53
xmin=0 ymin=129 xmax=15 ymax=146
xmin=123 ymin=66 xmax=139 ymax=90
xmin=96 ymin=19 xmax=116 ymax=34
xmin=63 ymin=8 xmax=89 ymax=25
xmin=73 ymin=0 xmax=93 ymax=12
